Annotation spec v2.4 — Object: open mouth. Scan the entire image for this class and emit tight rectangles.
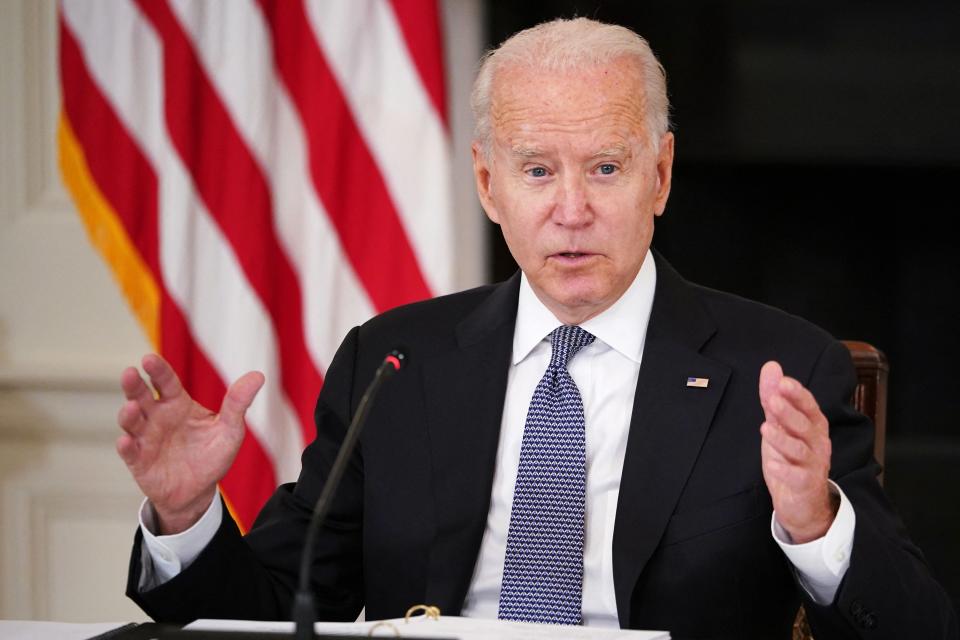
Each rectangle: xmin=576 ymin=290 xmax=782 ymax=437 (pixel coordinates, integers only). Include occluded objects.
xmin=550 ymin=252 xmax=595 ymax=263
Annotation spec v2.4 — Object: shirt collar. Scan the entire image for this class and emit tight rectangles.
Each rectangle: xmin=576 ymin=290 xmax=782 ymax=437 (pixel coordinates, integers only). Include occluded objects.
xmin=512 ymin=250 xmax=658 ymax=365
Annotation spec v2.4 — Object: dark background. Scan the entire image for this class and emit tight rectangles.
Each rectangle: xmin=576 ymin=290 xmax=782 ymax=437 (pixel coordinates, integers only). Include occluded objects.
xmin=480 ymin=0 xmax=960 ymax=612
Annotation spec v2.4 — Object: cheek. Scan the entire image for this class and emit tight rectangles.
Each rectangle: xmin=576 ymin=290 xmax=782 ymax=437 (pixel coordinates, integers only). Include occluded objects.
xmin=600 ymin=202 xmax=656 ymax=259
xmin=621 ymin=217 xmax=654 ymax=255
xmin=501 ymin=218 xmax=540 ymax=265
xmin=495 ymin=191 xmax=551 ymax=238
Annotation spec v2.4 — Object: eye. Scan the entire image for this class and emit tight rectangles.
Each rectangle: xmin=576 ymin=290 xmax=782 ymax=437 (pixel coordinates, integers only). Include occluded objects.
xmin=527 ymin=166 xmax=548 ymax=178
xmin=597 ymin=163 xmax=617 ymax=175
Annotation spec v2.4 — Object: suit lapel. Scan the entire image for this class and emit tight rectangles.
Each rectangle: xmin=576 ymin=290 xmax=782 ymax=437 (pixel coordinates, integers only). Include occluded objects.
xmin=422 ymin=274 xmax=520 ymax=612
xmin=612 ymin=255 xmax=731 ymax=628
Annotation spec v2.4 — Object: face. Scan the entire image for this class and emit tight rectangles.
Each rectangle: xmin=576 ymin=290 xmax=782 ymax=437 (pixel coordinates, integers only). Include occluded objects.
xmin=473 ymin=58 xmax=674 ymax=325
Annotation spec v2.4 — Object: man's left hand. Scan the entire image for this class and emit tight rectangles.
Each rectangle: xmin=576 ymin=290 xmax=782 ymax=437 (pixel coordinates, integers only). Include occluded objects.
xmin=759 ymin=361 xmax=839 ymax=544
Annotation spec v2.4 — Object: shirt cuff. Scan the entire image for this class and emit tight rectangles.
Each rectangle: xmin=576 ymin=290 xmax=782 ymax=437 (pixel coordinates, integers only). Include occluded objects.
xmin=137 ymin=493 xmax=222 ymax=590
xmin=771 ymin=480 xmax=855 ymax=605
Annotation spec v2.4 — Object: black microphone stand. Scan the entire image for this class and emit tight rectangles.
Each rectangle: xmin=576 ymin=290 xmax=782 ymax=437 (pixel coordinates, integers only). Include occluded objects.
xmin=292 ymin=351 xmax=405 ymax=640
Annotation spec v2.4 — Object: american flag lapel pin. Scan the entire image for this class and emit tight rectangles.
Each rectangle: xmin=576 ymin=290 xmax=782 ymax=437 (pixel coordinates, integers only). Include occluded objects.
xmin=686 ymin=377 xmax=709 ymax=388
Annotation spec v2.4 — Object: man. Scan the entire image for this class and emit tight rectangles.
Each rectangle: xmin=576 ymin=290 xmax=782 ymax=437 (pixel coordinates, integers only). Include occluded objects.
xmin=117 ymin=18 xmax=956 ymax=639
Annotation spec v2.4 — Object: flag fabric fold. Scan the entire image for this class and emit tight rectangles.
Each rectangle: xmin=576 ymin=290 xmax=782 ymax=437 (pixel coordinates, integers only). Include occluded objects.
xmin=58 ymin=0 xmax=452 ymax=531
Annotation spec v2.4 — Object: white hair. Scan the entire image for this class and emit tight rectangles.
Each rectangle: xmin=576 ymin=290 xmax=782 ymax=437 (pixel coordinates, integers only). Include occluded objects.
xmin=470 ymin=17 xmax=671 ymax=156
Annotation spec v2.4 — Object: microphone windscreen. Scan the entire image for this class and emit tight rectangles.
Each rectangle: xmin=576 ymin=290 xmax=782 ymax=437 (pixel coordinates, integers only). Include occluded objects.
xmin=385 ymin=349 xmax=407 ymax=371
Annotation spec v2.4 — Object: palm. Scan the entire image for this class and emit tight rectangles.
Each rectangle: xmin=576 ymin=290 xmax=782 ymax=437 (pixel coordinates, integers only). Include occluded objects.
xmin=130 ymin=397 xmax=232 ymax=505
xmin=761 ymin=462 xmax=805 ymax=516
xmin=757 ymin=360 xmax=834 ymax=543
xmin=117 ymin=354 xmax=264 ymax=532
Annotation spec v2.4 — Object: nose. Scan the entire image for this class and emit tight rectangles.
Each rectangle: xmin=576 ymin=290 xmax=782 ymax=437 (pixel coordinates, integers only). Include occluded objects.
xmin=551 ymin=173 xmax=592 ymax=228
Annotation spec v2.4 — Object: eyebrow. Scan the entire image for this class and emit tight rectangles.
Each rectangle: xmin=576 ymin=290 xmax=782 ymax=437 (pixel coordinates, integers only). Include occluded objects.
xmin=590 ymin=144 xmax=629 ymax=158
xmin=510 ymin=145 xmax=544 ymax=157
xmin=509 ymin=144 xmax=630 ymax=159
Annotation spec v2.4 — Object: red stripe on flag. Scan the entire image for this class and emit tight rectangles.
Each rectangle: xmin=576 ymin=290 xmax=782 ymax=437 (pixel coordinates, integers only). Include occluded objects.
xmin=59 ymin=17 xmax=275 ymax=528
xmin=257 ymin=0 xmax=434 ymax=312
xmin=135 ymin=0 xmax=322 ymax=443
xmin=388 ymin=0 xmax=448 ymax=129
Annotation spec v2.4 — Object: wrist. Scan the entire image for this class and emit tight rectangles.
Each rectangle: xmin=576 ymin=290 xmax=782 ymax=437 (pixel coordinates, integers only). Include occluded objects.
xmin=153 ymin=489 xmax=218 ymax=535
xmin=781 ymin=491 xmax=840 ymax=544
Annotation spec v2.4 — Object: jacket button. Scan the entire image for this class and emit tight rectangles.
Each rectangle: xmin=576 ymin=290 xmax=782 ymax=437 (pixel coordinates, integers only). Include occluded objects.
xmin=850 ymin=600 xmax=864 ymax=616
xmin=862 ymin=613 xmax=877 ymax=630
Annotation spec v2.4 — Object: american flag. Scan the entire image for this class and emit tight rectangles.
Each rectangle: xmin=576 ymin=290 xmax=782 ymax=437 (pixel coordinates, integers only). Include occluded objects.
xmin=57 ymin=0 xmax=453 ymax=531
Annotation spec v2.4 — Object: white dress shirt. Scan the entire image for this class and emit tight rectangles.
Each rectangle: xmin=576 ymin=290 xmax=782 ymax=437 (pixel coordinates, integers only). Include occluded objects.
xmin=140 ymin=250 xmax=855 ymax=618
xmin=460 ymin=252 xmax=657 ymax=626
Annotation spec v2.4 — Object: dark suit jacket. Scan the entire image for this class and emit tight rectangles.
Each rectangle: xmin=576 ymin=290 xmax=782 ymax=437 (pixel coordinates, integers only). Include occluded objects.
xmin=127 ymin=253 xmax=957 ymax=639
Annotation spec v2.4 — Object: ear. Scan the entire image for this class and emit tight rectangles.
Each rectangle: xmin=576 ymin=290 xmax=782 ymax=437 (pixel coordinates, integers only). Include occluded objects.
xmin=472 ymin=141 xmax=500 ymax=224
xmin=653 ymin=131 xmax=675 ymax=218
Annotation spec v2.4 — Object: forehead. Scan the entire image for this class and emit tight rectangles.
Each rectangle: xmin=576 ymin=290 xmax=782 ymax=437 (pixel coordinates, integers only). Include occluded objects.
xmin=489 ymin=58 xmax=648 ymax=149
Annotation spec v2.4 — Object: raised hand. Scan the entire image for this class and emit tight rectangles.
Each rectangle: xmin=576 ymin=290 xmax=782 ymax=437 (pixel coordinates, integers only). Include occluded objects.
xmin=758 ymin=361 xmax=839 ymax=544
xmin=116 ymin=354 xmax=264 ymax=535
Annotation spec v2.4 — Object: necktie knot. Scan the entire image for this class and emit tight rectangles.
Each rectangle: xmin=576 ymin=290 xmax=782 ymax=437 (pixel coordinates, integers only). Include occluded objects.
xmin=549 ymin=325 xmax=595 ymax=371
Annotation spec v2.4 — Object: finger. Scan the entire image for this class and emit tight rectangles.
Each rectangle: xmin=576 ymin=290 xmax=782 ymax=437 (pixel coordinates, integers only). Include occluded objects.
xmin=142 ymin=353 xmax=186 ymax=401
xmin=120 ymin=366 xmax=156 ymax=411
xmin=760 ymin=423 xmax=789 ymax=464
xmin=117 ymin=399 xmax=147 ymax=435
xmin=219 ymin=371 xmax=266 ymax=428
xmin=758 ymin=361 xmax=783 ymax=419
xmin=760 ymin=440 xmax=814 ymax=488
xmin=779 ymin=378 xmax=833 ymax=460
xmin=777 ymin=376 xmax=826 ymax=426
xmin=760 ymin=440 xmax=789 ymax=484
xmin=761 ymin=454 xmax=788 ymax=483
xmin=116 ymin=433 xmax=139 ymax=466
xmin=766 ymin=392 xmax=816 ymax=441
xmin=760 ymin=420 xmax=811 ymax=465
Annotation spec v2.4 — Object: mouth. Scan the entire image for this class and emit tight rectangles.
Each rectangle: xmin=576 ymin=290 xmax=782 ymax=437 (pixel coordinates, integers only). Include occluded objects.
xmin=549 ymin=251 xmax=596 ymax=263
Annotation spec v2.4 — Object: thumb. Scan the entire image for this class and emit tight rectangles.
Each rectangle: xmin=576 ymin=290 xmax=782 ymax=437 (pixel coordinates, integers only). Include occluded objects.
xmin=758 ymin=360 xmax=783 ymax=418
xmin=219 ymin=371 xmax=266 ymax=427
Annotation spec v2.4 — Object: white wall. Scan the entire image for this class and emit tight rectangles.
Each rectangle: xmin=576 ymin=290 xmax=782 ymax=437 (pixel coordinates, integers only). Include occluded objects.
xmin=0 ymin=0 xmax=484 ymax=622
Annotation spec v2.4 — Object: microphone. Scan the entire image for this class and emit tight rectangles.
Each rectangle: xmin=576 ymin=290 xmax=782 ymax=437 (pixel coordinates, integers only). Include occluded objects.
xmin=293 ymin=350 xmax=406 ymax=640
xmin=145 ymin=354 xmax=437 ymax=636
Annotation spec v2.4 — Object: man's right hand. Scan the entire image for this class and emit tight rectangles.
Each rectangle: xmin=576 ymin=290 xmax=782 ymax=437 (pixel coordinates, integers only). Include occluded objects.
xmin=116 ymin=354 xmax=264 ymax=535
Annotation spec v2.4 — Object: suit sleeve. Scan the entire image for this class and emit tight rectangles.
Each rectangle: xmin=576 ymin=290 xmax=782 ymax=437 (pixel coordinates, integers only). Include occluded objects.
xmin=126 ymin=326 xmax=366 ymax=624
xmin=799 ymin=340 xmax=958 ymax=639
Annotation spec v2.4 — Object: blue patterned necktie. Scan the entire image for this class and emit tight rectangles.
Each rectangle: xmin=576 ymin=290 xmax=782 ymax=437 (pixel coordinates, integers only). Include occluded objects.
xmin=498 ymin=325 xmax=595 ymax=625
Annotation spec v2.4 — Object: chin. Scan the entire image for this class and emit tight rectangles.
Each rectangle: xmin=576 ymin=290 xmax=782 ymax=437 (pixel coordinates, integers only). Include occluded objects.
xmin=556 ymin=274 xmax=610 ymax=299
xmin=546 ymin=283 xmax=614 ymax=318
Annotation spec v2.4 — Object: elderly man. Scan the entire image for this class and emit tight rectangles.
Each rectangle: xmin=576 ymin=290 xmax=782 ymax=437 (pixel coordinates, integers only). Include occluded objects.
xmin=118 ymin=18 xmax=955 ymax=639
